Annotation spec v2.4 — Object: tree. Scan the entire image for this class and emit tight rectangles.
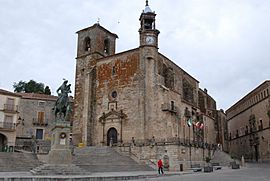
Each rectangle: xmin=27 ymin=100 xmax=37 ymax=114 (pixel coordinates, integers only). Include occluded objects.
xmin=13 ymin=80 xmax=51 ymax=95
xmin=44 ymin=86 xmax=51 ymax=95
xmin=13 ymin=81 xmax=26 ymax=93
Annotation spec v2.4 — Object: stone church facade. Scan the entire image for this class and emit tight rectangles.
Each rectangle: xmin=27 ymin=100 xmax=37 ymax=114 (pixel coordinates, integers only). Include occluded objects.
xmin=73 ymin=1 xmax=221 ymax=168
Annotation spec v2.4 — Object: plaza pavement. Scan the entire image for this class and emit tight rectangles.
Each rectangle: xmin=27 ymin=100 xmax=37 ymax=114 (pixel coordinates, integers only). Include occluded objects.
xmin=134 ymin=163 xmax=270 ymax=181
xmin=0 ymin=163 xmax=269 ymax=180
xmin=0 ymin=170 xmax=190 ymax=180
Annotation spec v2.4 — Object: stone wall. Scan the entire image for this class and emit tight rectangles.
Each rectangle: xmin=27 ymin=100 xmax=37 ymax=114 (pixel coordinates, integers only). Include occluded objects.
xmin=227 ymin=81 xmax=270 ymax=161
xmin=16 ymin=94 xmax=57 ymax=140
xmin=94 ymin=49 xmax=143 ymax=145
xmin=116 ymin=138 xmax=216 ymax=171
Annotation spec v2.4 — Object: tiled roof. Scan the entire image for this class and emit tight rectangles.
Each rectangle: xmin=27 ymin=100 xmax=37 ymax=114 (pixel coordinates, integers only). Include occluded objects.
xmin=16 ymin=92 xmax=58 ymax=101
xmin=0 ymin=89 xmax=22 ymax=97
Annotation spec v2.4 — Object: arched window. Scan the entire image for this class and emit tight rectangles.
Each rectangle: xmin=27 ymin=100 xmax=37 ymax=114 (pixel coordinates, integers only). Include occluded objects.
xmin=259 ymin=119 xmax=263 ymax=130
xmin=84 ymin=37 xmax=91 ymax=52
xmin=171 ymin=101 xmax=175 ymax=111
xmin=112 ymin=66 xmax=116 ymax=76
xmin=0 ymin=133 xmax=8 ymax=150
xmin=104 ymin=39 xmax=110 ymax=55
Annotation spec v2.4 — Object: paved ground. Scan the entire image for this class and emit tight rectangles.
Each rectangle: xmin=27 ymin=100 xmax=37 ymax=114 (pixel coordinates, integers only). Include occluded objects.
xmin=0 ymin=171 xmax=187 ymax=180
xmin=134 ymin=163 xmax=270 ymax=181
xmin=0 ymin=163 xmax=269 ymax=180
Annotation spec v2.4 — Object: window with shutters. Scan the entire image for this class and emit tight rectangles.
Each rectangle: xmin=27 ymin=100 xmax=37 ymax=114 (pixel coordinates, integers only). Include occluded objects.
xmin=38 ymin=112 xmax=45 ymax=124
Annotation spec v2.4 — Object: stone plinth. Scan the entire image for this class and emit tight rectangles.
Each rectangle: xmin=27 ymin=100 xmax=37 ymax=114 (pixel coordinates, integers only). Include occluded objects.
xmin=48 ymin=121 xmax=72 ymax=164
xmin=31 ymin=120 xmax=89 ymax=175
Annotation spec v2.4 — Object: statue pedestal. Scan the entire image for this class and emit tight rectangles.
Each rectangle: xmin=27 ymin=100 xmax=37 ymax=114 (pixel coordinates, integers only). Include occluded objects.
xmin=31 ymin=121 xmax=88 ymax=175
xmin=48 ymin=121 xmax=72 ymax=164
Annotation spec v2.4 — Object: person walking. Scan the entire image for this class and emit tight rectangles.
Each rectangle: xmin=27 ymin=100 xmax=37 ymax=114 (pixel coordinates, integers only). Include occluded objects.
xmin=157 ymin=159 xmax=164 ymax=175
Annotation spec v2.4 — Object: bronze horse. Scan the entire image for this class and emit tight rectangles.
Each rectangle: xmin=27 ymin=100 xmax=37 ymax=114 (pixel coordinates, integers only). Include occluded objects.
xmin=53 ymin=81 xmax=71 ymax=120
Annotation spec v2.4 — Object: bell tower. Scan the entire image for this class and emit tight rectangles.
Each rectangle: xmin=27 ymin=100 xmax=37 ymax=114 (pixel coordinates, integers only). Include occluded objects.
xmin=139 ymin=0 xmax=160 ymax=48
xmin=73 ymin=24 xmax=118 ymax=146
xmin=76 ymin=23 xmax=118 ymax=59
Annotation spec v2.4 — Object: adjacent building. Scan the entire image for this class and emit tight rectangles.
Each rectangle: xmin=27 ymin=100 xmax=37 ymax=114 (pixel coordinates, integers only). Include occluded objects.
xmin=15 ymin=93 xmax=58 ymax=153
xmin=0 ymin=89 xmax=21 ymax=152
xmin=15 ymin=92 xmax=74 ymax=153
xmin=226 ymin=80 xmax=270 ymax=162
xmin=16 ymin=93 xmax=58 ymax=140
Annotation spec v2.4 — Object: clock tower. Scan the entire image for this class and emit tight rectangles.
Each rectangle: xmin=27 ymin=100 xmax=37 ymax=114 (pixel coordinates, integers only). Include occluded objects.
xmin=139 ymin=0 xmax=160 ymax=48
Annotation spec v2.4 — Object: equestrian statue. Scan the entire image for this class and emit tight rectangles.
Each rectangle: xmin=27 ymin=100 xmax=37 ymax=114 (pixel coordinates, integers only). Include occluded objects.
xmin=53 ymin=80 xmax=71 ymax=121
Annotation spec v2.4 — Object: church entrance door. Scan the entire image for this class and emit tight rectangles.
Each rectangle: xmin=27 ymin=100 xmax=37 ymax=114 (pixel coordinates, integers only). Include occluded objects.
xmin=107 ymin=128 xmax=118 ymax=146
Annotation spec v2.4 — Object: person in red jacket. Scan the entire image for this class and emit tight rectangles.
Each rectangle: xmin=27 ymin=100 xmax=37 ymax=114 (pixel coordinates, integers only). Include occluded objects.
xmin=157 ymin=159 xmax=164 ymax=175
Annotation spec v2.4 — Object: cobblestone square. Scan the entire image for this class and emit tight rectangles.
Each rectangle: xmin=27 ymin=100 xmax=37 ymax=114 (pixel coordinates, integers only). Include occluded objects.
xmin=134 ymin=164 xmax=270 ymax=181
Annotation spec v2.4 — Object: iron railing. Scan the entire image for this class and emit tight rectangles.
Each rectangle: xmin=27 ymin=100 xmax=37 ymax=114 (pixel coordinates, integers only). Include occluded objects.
xmin=0 ymin=122 xmax=16 ymax=130
xmin=32 ymin=118 xmax=49 ymax=126
xmin=3 ymin=104 xmax=18 ymax=112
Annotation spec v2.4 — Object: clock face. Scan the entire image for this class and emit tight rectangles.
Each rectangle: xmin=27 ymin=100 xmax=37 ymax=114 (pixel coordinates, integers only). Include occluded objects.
xmin=146 ymin=36 xmax=155 ymax=44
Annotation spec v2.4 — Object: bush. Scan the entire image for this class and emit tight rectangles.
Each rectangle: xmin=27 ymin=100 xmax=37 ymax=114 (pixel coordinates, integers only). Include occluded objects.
xmin=205 ymin=156 xmax=211 ymax=163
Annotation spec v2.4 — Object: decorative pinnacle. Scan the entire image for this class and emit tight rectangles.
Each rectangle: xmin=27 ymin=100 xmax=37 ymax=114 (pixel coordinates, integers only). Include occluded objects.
xmin=146 ymin=0 xmax=149 ymax=6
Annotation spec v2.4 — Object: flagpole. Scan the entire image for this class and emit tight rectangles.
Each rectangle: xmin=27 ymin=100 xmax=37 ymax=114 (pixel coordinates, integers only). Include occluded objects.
xmin=189 ymin=125 xmax=191 ymax=166
xmin=202 ymin=117 xmax=205 ymax=163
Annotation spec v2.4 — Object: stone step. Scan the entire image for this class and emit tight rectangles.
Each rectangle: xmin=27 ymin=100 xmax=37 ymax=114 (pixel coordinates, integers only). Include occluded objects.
xmin=0 ymin=152 xmax=41 ymax=172
xmin=73 ymin=146 xmax=154 ymax=172
xmin=30 ymin=164 xmax=88 ymax=175
xmin=212 ymin=150 xmax=239 ymax=166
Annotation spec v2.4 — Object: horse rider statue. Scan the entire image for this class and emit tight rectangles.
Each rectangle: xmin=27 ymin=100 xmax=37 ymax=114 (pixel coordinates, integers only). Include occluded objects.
xmin=53 ymin=80 xmax=71 ymax=120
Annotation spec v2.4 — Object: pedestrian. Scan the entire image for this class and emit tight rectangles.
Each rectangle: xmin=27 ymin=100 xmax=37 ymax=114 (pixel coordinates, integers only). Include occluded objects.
xmin=157 ymin=159 xmax=164 ymax=175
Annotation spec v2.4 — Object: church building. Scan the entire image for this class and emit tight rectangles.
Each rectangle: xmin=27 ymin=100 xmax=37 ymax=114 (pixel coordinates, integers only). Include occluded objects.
xmin=72 ymin=1 xmax=219 ymax=166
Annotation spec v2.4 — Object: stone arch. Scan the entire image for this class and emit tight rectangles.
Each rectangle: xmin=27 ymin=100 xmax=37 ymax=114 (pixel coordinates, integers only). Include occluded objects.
xmin=104 ymin=38 xmax=110 ymax=55
xmin=99 ymin=109 xmax=127 ymax=145
xmin=107 ymin=127 xmax=118 ymax=146
xmin=0 ymin=133 xmax=8 ymax=151
xmin=84 ymin=37 xmax=91 ymax=52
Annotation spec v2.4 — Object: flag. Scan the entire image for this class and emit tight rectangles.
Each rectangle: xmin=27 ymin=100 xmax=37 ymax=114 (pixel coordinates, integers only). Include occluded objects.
xmin=199 ymin=123 xmax=204 ymax=129
xmin=187 ymin=118 xmax=192 ymax=127
xmin=195 ymin=121 xmax=200 ymax=128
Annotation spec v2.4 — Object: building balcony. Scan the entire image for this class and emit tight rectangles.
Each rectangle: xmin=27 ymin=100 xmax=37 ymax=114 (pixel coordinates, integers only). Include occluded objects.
xmin=161 ymin=103 xmax=177 ymax=113
xmin=3 ymin=104 xmax=18 ymax=113
xmin=32 ymin=118 xmax=48 ymax=126
xmin=0 ymin=122 xmax=16 ymax=131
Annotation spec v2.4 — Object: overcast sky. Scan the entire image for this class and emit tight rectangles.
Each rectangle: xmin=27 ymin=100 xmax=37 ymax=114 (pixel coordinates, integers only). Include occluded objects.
xmin=0 ymin=0 xmax=269 ymax=110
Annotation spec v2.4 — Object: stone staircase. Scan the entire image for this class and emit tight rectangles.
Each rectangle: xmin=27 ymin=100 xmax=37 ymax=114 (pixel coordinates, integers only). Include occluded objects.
xmin=72 ymin=146 xmax=154 ymax=172
xmin=0 ymin=152 xmax=41 ymax=172
xmin=211 ymin=150 xmax=239 ymax=166
xmin=30 ymin=164 xmax=88 ymax=175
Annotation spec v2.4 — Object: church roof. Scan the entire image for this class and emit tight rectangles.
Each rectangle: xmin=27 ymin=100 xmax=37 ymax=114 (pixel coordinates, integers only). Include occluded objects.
xmin=226 ymin=80 xmax=270 ymax=113
xmin=76 ymin=23 xmax=118 ymax=38
xmin=143 ymin=0 xmax=153 ymax=13
xmin=159 ymin=53 xmax=199 ymax=83
xmin=144 ymin=5 xmax=152 ymax=13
